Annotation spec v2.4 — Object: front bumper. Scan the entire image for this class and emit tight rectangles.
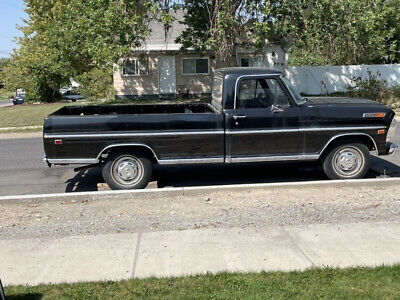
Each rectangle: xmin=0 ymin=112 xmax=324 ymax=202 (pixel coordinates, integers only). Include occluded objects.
xmin=385 ymin=143 xmax=398 ymax=156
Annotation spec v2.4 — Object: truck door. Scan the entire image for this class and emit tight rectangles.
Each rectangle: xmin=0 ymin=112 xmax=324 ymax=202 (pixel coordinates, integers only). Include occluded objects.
xmin=226 ymin=75 xmax=299 ymax=162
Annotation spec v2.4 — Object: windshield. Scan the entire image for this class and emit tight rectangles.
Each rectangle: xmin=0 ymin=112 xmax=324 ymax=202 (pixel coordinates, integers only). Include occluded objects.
xmin=282 ymin=77 xmax=305 ymax=105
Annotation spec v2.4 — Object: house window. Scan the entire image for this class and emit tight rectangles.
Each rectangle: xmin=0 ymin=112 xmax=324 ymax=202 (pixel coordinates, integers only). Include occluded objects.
xmin=182 ymin=58 xmax=209 ymax=75
xmin=254 ymin=57 xmax=263 ymax=68
xmin=240 ymin=57 xmax=264 ymax=68
xmin=122 ymin=59 xmax=149 ymax=76
xmin=240 ymin=58 xmax=250 ymax=67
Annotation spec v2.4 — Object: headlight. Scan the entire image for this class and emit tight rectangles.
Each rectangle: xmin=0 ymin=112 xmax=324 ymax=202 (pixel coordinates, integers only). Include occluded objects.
xmin=387 ymin=118 xmax=397 ymax=142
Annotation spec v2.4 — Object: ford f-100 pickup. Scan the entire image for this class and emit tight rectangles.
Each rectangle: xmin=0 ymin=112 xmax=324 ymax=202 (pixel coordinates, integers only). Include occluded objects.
xmin=42 ymin=68 xmax=397 ymax=189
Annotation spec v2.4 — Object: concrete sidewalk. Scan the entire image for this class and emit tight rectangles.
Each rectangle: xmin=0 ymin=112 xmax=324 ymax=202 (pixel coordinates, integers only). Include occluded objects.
xmin=1 ymin=221 xmax=400 ymax=286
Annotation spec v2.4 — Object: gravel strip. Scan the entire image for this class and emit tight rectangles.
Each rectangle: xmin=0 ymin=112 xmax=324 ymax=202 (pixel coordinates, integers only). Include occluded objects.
xmin=1 ymin=184 xmax=400 ymax=240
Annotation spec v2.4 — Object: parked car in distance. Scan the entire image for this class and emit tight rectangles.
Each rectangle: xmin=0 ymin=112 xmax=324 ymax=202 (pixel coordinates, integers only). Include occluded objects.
xmin=42 ymin=68 xmax=397 ymax=190
xmin=59 ymin=86 xmax=71 ymax=95
xmin=12 ymin=92 xmax=25 ymax=105
xmin=61 ymin=90 xmax=84 ymax=102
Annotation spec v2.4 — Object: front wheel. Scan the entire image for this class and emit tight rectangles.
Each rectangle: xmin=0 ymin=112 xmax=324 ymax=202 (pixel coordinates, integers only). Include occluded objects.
xmin=322 ymin=143 xmax=370 ymax=180
xmin=102 ymin=151 xmax=152 ymax=190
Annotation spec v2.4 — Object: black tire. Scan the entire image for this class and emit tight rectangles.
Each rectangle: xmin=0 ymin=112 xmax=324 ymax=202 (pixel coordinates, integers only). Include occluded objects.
xmin=322 ymin=142 xmax=370 ymax=180
xmin=102 ymin=151 xmax=152 ymax=190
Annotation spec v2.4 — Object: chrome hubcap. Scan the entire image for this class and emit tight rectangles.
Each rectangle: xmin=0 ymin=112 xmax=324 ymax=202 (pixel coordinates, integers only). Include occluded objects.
xmin=333 ymin=147 xmax=364 ymax=177
xmin=117 ymin=161 xmax=138 ymax=181
xmin=338 ymin=152 xmax=358 ymax=171
xmin=112 ymin=156 xmax=143 ymax=186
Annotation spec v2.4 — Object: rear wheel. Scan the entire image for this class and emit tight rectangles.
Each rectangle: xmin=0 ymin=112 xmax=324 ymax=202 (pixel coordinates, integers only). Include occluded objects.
xmin=102 ymin=151 xmax=152 ymax=190
xmin=322 ymin=143 xmax=370 ymax=180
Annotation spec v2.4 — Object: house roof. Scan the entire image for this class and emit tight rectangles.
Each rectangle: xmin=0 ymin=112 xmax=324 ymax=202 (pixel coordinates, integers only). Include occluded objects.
xmin=134 ymin=10 xmax=286 ymax=53
xmin=136 ymin=10 xmax=187 ymax=52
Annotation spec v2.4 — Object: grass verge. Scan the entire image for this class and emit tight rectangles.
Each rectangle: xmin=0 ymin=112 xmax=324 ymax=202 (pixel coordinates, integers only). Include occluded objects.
xmin=4 ymin=265 xmax=400 ymax=299
xmin=0 ymin=103 xmax=66 ymax=128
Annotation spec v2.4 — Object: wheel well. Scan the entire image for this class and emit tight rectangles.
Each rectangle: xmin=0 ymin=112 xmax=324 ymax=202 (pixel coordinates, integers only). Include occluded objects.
xmin=319 ymin=134 xmax=376 ymax=159
xmin=98 ymin=145 xmax=158 ymax=163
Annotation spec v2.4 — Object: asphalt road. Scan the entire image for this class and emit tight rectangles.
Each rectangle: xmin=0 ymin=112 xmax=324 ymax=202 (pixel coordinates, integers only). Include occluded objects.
xmin=0 ymin=127 xmax=399 ymax=196
xmin=0 ymin=99 xmax=12 ymax=108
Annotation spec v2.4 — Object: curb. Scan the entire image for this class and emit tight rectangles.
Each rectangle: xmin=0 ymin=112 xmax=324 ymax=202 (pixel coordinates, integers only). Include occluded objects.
xmin=1 ymin=177 xmax=400 ymax=205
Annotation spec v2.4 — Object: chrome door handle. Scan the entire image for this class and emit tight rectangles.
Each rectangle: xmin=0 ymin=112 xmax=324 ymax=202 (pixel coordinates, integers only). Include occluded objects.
xmin=271 ymin=105 xmax=284 ymax=113
xmin=233 ymin=115 xmax=247 ymax=120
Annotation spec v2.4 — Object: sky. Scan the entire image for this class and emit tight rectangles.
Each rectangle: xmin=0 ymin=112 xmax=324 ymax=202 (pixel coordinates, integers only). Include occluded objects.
xmin=0 ymin=0 xmax=27 ymax=58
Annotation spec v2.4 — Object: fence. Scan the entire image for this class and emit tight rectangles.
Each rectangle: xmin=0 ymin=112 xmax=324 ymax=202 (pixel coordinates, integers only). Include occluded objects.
xmin=285 ymin=64 xmax=400 ymax=95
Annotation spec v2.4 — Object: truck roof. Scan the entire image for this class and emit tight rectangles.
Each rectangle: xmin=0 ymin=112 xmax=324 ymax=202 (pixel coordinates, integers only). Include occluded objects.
xmin=215 ymin=67 xmax=283 ymax=76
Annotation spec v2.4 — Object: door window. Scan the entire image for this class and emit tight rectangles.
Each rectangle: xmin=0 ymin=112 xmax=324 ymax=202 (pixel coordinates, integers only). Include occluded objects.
xmin=237 ymin=78 xmax=290 ymax=109
xmin=265 ymin=79 xmax=290 ymax=107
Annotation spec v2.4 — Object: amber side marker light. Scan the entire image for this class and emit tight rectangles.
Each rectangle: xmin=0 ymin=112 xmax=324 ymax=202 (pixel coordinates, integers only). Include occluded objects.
xmin=363 ymin=112 xmax=386 ymax=118
xmin=378 ymin=129 xmax=386 ymax=135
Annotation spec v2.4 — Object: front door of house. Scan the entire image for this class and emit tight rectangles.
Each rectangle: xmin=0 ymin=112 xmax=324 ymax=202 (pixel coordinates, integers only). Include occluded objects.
xmin=158 ymin=56 xmax=176 ymax=96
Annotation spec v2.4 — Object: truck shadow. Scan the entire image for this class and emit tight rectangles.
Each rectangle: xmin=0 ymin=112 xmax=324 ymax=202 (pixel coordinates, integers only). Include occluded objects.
xmin=64 ymin=156 xmax=400 ymax=192
xmin=65 ymin=167 xmax=103 ymax=193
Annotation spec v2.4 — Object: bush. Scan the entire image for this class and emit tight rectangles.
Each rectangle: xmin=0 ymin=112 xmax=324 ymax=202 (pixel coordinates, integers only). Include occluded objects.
xmin=77 ymin=67 xmax=114 ymax=101
xmin=347 ymin=70 xmax=400 ymax=108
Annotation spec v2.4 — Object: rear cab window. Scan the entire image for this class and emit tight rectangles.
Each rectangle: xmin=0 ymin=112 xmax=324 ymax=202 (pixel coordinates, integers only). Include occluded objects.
xmin=212 ymin=75 xmax=224 ymax=111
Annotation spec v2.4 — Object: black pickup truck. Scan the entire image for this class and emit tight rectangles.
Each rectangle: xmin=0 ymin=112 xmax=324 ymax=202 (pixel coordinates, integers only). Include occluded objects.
xmin=43 ymin=68 xmax=397 ymax=189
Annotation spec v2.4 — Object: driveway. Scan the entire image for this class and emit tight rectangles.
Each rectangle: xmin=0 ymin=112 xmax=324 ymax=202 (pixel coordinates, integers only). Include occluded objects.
xmin=0 ymin=124 xmax=399 ymax=196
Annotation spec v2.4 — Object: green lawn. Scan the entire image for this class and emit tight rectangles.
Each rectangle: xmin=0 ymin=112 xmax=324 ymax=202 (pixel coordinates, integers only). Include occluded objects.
xmin=0 ymin=103 xmax=66 ymax=128
xmin=4 ymin=265 xmax=400 ymax=299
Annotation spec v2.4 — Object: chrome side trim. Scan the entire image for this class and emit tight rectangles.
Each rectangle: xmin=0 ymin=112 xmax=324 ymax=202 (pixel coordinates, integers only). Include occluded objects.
xmin=44 ymin=130 xmax=225 ymax=139
xmin=226 ymin=126 xmax=384 ymax=135
xmin=317 ymin=133 xmax=378 ymax=157
xmin=228 ymin=154 xmax=318 ymax=163
xmin=158 ymin=157 xmax=225 ymax=165
xmin=44 ymin=126 xmax=385 ymax=140
xmin=227 ymin=129 xmax=298 ymax=135
xmin=96 ymin=143 xmax=160 ymax=161
xmin=299 ymin=126 xmax=384 ymax=132
xmin=47 ymin=158 xmax=99 ymax=165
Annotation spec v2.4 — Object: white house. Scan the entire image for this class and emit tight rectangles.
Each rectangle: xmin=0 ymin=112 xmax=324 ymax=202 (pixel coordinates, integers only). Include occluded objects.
xmin=114 ymin=10 xmax=289 ymax=99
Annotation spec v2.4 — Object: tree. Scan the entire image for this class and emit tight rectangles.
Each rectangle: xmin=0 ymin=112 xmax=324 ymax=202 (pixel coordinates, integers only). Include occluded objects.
xmin=3 ymin=0 xmax=159 ymax=102
xmin=178 ymin=0 xmax=400 ymax=66
xmin=0 ymin=58 xmax=10 ymax=89
xmin=284 ymin=0 xmax=398 ymax=66
xmin=177 ymin=0 xmax=274 ymax=67
xmin=2 ymin=37 xmax=68 ymax=101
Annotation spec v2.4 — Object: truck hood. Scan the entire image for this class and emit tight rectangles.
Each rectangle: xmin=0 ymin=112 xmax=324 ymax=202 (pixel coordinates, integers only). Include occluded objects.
xmin=306 ymin=97 xmax=380 ymax=106
xmin=305 ymin=97 xmax=393 ymax=122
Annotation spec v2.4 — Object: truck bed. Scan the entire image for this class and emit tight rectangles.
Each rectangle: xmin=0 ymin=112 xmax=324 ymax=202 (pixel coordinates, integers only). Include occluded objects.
xmin=50 ymin=103 xmax=218 ymax=116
